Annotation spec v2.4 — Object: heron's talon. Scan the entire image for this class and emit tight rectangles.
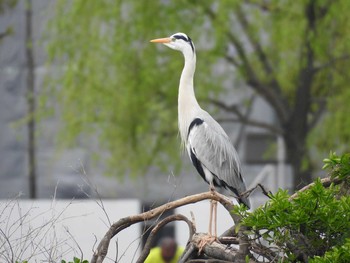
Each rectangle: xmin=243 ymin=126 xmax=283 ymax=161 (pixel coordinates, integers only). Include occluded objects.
xmin=198 ymin=234 xmax=217 ymax=254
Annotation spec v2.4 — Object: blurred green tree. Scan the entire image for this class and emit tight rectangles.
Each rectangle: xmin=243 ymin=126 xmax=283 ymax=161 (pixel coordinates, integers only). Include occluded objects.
xmin=45 ymin=0 xmax=350 ymax=188
xmin=0 ymin=0 xmax=17 ymax=42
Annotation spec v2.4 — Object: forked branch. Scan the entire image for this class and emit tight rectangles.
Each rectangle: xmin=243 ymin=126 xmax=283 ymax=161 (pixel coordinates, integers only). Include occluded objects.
xmin=91 ymin=191 xmax=237 ymax=263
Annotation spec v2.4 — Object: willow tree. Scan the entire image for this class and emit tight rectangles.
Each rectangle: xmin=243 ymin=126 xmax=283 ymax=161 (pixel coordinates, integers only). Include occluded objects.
xmin=46 ymin=0 xmax=350 ymax=189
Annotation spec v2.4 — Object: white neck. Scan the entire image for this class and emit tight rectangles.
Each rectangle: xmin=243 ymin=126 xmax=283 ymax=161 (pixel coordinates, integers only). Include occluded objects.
xmin=178 ymin=49 xmax=200 ymax=143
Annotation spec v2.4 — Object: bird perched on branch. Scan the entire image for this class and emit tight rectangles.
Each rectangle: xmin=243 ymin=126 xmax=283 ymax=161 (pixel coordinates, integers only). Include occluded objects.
xmin=150 ymin=32 xmax=250 ymax=238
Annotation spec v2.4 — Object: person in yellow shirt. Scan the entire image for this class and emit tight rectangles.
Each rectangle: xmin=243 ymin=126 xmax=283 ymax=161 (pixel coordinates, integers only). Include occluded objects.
xmin=145 ymin=237 xmax=184 ymax=263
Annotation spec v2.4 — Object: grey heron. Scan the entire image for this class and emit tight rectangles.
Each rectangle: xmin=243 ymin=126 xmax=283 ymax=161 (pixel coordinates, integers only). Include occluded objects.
xmin=150 ymin=32 xmax=250 ymax=237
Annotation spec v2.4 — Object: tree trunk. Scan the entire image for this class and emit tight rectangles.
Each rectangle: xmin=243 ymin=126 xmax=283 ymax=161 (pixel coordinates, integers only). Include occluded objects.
xmin=285 ymin=0 xmax=316 ymax=190
xmin=25 ymin=0 xmax=36 ymax=199
xmin=284 ymin=133 xmax=312 ymax=190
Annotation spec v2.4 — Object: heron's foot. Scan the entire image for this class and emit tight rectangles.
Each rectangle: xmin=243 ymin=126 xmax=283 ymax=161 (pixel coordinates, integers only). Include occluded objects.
xmin=198 ymin=234 xmax=218 ymax=254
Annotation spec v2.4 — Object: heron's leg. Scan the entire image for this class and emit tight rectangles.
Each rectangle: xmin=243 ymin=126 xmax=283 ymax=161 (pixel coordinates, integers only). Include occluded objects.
xmin=208 ymin=183 xmax=218 ymax=237
xmin=208 ymin=183 xmax=215 ymax=235
xmin=213 ymin=199 xmax=217 ymax=237
xmin=208 ymin=199 xmax=214 ymax=235
xmin=199 ymin=196 xmax=217 ymax=253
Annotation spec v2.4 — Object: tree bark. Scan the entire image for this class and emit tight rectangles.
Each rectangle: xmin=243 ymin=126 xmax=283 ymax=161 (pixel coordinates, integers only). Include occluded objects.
xmin=25 ymin=0 xmax=37 ymax=199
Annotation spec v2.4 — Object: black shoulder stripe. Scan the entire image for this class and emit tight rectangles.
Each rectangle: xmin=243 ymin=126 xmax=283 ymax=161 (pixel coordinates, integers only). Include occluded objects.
xmin=190 ymin=148 xmax=206 ymax=182
xmin=187 ymin=118 xmax=204 ymax=140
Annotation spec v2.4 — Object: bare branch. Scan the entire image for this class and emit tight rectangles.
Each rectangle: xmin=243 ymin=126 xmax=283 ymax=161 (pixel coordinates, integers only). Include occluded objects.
xmin=250 ymin=242 xmax=279 ymax=262
xmin=207 ymin=98 xmax=283 ymax=135
xmin=313 ymin=54 xmax=350 ymax=73
xmin=202 ymin=4 xmax=290 ymax=123
xmin=217 ymin=117 xmax=283 ymax=135
xmin=235 ymin=5 xmax=273 ymax=77
xmin=137 ymin=214 xmax=196 ymax=263
xmin=235 ymin=6 xmax=289 ymax=118
xmin=91 ymin=191 xmax=236 ymax=263
xmin=289 ymin=176 xmax=343 ymax=200
xmin=307 ymin=98 xmax=327 ymax=131
xmin=234 ymin=95 xmax=256 ymax=149
xmin=241 ymin=183 xmax=272 ymax=199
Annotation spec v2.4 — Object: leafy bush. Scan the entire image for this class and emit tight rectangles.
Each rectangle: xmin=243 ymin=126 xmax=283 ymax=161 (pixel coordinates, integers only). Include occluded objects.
xmin=310 ymin=238 xmax=350 ymax=263
xmin=234 ymin=152 xmax=350 ymax=262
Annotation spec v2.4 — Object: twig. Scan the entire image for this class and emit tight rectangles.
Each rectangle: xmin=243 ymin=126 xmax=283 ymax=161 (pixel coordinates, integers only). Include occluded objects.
xmin=241 ymin=183 xmax=271 ymax=199
xmin=64 ymin=226 xmax=84 ymax=261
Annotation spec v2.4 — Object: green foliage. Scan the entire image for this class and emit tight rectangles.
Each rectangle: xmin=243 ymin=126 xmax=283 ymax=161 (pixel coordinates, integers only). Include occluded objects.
xmin=323 ymin=151 xmax=350 ymax=180
xmin=0 ymin=0 xmax=17 ymax=44
xmin=237 ymin=153 xmax=350 ymax=261
xmin=45 ymin=0 xmax=350 ymax=177
xmin=310 ymin=239 xmax=350 ymax=263
xmin=61 ymin=258 xmax=89 ymax=263
xmin=0 ymin=0 xmax=17 ymax=13
xmin=45 ymin=0 xmax=215 ymax=176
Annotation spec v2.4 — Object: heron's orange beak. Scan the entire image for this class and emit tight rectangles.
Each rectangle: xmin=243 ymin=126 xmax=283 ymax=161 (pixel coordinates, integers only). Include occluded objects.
xmin=150 ymin=37 xmax=172 ymax=43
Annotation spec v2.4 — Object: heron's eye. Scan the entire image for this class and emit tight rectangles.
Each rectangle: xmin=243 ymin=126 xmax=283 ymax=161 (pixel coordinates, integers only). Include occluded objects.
xmin=171 ymin=37 xmax=176 ymax=42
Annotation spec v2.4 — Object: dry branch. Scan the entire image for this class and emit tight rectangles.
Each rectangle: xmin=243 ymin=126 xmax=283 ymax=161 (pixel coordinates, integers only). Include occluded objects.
xmin=91 ymin=191 xmax=237 ymax=263
xmin=90 ymin=175 xmax=348 ymax=262
xmin=137 ymin=214 xmax=195 ymax=263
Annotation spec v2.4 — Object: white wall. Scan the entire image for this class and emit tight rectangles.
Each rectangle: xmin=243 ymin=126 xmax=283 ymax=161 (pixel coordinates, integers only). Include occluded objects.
xmin=0 ymin=199 xmax=141 ymax=263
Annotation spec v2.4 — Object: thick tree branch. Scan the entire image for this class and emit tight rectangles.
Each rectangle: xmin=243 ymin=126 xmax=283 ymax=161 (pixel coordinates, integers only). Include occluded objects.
xmin=235 ymin=6 xmax=273 ymax=77
xmin=191 ymin=233 xmax=238 ymax=262
xmin=217 ymin=117 xmax=282 ymax=135
xmin=289 ymin=176 xmax=343 ymax=200
xmin=226 ymin=33 xmax=289 ymax=123
xmin=91 ymin=175 xmax=347 ymax=263
xmin=203 ymin=5 xmax=289 ymax=124
xmin=207 ymin=98 xmax=283 ymax=135
xmin=137 ymin=214 xmax=196 ymax=263
xmin=235 ymin=6 xmax=290 ymax=117
xmin=313 ymin=54 xmax=350 ymax=73
xmin=307 ymin=98 xmax=326 ymax=131
xmin=91 ymin=191 xmax=236 ymax=263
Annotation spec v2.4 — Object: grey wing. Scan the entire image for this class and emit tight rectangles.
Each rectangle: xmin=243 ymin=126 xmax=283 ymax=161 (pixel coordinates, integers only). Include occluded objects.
xmin=187 ymin=117 xmax=248 ymax=198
